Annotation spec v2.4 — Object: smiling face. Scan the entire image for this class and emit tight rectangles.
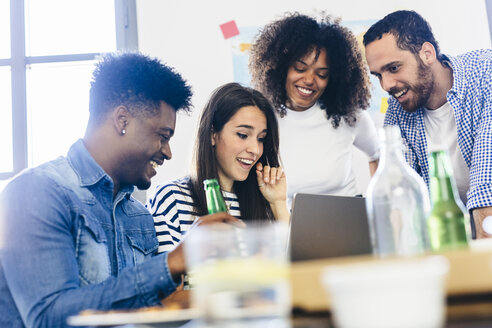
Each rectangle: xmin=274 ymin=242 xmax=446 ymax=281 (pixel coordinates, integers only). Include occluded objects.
xmin=116 ymin=101 xmax=176 ymax=190
xmin=212 ymin=105 xmax=267 ymax=192
xmin=365 ymin=33 xmax=434 ymax=112
xmin=285 ymin=48 xmax=329 ymax=112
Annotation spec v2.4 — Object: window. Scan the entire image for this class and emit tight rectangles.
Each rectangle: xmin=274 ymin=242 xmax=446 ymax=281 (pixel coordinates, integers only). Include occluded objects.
xmin=1 ymin=0 xmax=138 ymax=187
xmin=0 ymin=66 xmax=12 ymax=173
xmin=26 ymin=61 xmax=95 ymax=166
xmin=0 ymin=1 xmax=9 ymax=59
xmin=25 ymin=1 xmax=116 ymax=57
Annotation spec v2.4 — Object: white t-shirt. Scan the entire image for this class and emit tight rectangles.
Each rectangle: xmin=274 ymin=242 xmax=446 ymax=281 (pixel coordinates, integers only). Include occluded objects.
xmin=424 ymin=102 xmax=470 ymax=205
xmin=277 ymin=103 xmax=380 ymax=208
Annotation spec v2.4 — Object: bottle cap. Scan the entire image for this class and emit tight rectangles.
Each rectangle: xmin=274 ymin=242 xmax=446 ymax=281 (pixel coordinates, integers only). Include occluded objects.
xmin=203 ymin=178 xmax=219 ymax=188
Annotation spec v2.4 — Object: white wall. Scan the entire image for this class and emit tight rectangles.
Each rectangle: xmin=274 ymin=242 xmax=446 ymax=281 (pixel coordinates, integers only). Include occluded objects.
xmin=136 ymin=0 xmax=491 ymax=199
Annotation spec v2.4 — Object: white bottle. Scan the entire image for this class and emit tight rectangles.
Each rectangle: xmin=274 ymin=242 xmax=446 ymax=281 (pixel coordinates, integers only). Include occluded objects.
xmin=365 ymin=126 xmax=431 ymax=256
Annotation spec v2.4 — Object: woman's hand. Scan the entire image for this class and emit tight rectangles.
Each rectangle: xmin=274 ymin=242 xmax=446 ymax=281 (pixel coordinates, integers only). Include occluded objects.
xmin=256 ymin=162 xmax=286 ymax=203
xmin=256 ymin=163 xmax=290 ymax=223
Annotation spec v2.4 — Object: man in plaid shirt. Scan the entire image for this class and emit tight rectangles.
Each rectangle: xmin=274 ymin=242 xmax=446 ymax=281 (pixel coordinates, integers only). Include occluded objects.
xmin=363 ymin=10 xmax=492 ymax=239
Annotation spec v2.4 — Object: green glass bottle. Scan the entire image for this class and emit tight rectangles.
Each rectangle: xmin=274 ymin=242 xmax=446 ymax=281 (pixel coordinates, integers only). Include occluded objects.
xmin=184 ymin=179 xmax=227 ymax=291
xmin=427 ymin=150 xmax=469 ymax=251
xmin=203 ymin=178 xmax=227 ymax=214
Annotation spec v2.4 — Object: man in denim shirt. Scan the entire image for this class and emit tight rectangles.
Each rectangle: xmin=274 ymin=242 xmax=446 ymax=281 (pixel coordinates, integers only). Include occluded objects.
xmin=364 ymin=10 xmax=492 ymax=239
xmin=0 ymin=52 xmax=241 ymax=327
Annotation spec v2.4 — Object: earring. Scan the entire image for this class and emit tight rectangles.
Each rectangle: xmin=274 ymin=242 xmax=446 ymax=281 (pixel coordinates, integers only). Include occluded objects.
xmin=121 ymin=129 xmax=126 ymax=135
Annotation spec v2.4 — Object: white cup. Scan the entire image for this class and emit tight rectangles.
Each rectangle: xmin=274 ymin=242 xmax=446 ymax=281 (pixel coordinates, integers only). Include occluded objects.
xmin=322 ymin=256 xmax=449 ymax=328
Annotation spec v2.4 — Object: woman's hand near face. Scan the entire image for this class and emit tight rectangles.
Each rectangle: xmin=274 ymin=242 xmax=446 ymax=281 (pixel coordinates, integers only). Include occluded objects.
xmin=256 ymin=162 xmax=286 ymax=202
xmin=256 ymin=163 xmax=290 ymax=223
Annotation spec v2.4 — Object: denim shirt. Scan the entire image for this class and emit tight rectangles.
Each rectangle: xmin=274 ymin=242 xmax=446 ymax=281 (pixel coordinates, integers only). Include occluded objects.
xmin=0 ymin=139 xmax=178 ymax=328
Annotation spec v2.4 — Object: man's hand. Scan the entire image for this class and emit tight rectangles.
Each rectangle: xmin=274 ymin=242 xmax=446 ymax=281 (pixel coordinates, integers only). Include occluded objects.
xmin=166 ymin=212 xmax=245 ymax=281
xmin=472 ymin=206 xmax=492 ymax=239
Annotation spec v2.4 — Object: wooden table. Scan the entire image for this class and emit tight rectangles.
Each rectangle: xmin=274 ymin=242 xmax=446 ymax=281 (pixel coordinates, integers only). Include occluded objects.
xmin=290 ymin=241 xmax=492 ymax=324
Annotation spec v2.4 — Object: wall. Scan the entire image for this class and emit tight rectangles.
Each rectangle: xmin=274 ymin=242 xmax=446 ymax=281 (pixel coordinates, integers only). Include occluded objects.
xmin=136 ymin=0 xmax=491 ymax=200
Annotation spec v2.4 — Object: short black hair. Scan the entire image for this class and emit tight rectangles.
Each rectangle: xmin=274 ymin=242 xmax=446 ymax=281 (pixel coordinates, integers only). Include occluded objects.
xmin=89 ymin=52 xmax=192 ymax=123
xmin=363 ymin=10 xmax=442 ymax=60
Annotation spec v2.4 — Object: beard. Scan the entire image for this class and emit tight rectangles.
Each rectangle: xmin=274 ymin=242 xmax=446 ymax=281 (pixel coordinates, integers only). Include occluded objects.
xmin=391 ymin=57 xmax=434 ymax=112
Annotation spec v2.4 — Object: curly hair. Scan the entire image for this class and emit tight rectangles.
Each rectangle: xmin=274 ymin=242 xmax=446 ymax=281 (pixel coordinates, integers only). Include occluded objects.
xmin=363 ymin=10 xmax=442 ymax=62
xmin=89 ymin=51 xmax=193 ymax=124
xmin=249 ymin=12 xmax=371 ymax=128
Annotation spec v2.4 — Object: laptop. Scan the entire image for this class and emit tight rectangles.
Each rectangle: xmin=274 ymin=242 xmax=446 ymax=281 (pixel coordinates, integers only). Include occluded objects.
xmin=289 ymin=193 xmax=373 ymax=262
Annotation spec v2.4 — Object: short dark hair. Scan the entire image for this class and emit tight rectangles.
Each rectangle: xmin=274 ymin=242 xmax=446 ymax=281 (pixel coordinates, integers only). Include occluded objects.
xmin=189 ymin=82 xmax=280 ymax=222
xmin=89 ymin=52 xmax=192 ymax=124
xmin=249 ymin=12 xmax=371 ymax=128
xmin=363 ymin=10 xmax=442 ymax=60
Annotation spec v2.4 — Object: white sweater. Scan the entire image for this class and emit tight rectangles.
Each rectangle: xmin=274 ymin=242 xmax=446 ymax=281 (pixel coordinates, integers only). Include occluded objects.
xmin=277 ymin=103 xmax=380 ymax=207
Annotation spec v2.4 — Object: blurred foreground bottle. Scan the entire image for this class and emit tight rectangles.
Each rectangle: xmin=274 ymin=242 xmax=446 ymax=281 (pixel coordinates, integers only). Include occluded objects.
xmin=183 ymin=179 xmax=228 ymax=290
xmin=365 ymin=126 xmax=430 ymax=256
xmin=427 ymin=150 xmax=469 ymax=251
xmin=204 ymin=178 xmax=228 ymax=214
xmin=203 ymin=178 xmax=247 ymax=259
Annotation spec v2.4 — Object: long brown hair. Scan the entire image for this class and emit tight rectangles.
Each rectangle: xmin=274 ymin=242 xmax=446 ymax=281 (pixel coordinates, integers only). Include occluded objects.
xmin=189 ymin=82 xmax=280 ymax=222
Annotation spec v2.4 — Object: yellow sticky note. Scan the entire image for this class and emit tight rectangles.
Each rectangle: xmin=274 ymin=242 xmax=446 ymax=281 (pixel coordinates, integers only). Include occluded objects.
xmin=380 ymin=97 xmax=389 ymax=113
xmin=239 ymin=43 xmax=251 ymax=52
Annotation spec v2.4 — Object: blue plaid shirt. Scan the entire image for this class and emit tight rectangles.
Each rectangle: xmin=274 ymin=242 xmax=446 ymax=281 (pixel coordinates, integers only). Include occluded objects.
xmin=384 ymin=50 xmax=492 ymax=211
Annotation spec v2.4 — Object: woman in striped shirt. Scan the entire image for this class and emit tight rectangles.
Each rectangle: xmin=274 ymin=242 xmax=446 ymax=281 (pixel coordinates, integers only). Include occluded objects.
xmin=146 ymin=82 xmax=289 ymax=253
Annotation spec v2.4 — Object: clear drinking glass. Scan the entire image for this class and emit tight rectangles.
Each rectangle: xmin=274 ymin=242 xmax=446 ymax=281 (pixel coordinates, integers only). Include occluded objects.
xmin=184 ymin=222 xmax=291 ymax=325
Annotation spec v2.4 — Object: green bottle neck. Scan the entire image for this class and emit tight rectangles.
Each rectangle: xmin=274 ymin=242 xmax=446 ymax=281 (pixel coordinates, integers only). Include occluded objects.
xmin=204 ymin=179 xmax=228 ymax=214
xmin=430 ymin=176 xmax=456 ymax=203
xmin=429 ymin=151 xmax=459 ymax=204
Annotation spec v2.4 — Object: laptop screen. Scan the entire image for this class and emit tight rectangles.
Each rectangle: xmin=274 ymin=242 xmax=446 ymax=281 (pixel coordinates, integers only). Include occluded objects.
xmin=289 ymin=193 xmax=373 ymax=262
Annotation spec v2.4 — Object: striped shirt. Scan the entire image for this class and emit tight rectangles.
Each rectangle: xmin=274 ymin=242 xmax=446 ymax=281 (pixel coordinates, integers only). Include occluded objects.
xmin=384 ymin=50 xmax=492 ymax=210
xmin=146 ymin=176 xmax=241 ymax=253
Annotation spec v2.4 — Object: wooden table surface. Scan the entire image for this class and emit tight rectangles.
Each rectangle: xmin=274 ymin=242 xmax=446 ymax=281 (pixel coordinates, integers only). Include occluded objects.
xmin=290 ymin=240 xmax=492 ymax=324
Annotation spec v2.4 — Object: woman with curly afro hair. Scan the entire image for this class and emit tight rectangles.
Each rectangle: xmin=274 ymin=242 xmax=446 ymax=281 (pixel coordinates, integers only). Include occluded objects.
xmin=249 ymin=12 xmax=380 ymax=207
